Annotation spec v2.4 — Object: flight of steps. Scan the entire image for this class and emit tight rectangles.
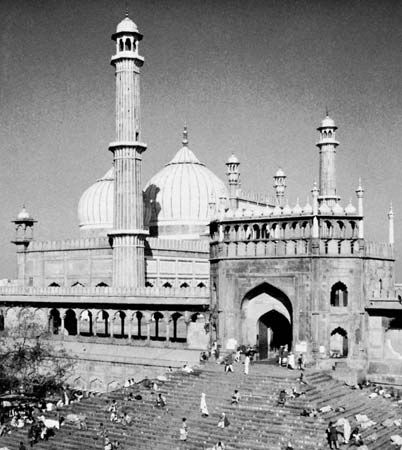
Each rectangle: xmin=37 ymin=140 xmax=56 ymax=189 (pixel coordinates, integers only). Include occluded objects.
xmin=1 ymin=362 xmax=401 ymax=450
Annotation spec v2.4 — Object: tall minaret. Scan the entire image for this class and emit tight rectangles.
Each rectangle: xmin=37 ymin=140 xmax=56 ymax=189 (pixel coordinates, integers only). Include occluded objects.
xmin=316 ymin=114 xmax=340 ymax=207
xmin=109 ymin=14 xmax=148 ymax=287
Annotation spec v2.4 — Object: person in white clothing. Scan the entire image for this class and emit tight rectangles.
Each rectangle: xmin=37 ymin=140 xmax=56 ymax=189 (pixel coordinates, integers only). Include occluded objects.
xmin=244 ymin=355 xmax=250 ymax=375
xmin=200 ymin=392 xmax=209 ymax=416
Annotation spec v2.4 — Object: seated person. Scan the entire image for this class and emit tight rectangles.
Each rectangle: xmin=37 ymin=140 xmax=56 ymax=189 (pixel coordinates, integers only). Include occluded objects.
xmin=231 ymin=390 xmax=240 ymax=405
xmin=277 ymin=390 xmax=287 ymax=406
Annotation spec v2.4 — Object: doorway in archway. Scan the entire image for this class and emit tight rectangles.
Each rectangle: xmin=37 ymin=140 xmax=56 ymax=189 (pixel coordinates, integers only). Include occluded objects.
xmin=257 ymin=310 xmax=292 ymax=360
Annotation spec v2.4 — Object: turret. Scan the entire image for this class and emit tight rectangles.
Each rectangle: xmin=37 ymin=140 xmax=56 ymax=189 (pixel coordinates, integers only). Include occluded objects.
xmin=273 ymin=168 xmax=287 ymax=207
xmin=316 ymin=114 xmax=340 ymax=207
xmin=12 ymin=206 xmax=36 ymax=286
xmin=226 ymin=154 xmax=240 ymax=210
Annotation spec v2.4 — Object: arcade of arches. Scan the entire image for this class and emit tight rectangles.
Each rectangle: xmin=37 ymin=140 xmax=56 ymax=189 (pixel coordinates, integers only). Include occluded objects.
xmin=1 ymin=307 xmax=209 ymax=349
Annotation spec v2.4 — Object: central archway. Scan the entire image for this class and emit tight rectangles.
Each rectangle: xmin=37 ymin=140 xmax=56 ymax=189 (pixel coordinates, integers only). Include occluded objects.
xmin=241 ymin=282 xmax=293 ymax=360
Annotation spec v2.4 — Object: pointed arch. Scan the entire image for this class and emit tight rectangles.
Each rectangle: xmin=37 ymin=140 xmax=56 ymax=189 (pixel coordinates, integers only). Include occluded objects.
xmin=330 ymin=282 xmax=348 ymax=307
xmin=330 ymin=327 xmax=348 ymax=357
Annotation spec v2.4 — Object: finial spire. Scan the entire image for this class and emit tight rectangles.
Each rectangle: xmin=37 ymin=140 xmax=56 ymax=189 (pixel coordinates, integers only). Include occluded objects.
xmin=125 ymin=1 xmax=129 ymax=17
xmin=182 ymin=125 xmax=188 ymax=146
xmin=325 ymin=105 xmax=329 ymax=117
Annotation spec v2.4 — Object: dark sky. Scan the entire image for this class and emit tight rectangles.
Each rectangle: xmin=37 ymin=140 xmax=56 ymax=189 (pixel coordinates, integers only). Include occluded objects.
xmin=0 ymin=0 xmax=401 ymax=278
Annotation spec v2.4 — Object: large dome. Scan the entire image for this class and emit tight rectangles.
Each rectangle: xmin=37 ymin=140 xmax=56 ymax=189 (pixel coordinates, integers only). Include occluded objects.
xmin=78 ymin=168 xmax=114 ymax=236
xmin=144 ymin=132 xmax=228 ymax=239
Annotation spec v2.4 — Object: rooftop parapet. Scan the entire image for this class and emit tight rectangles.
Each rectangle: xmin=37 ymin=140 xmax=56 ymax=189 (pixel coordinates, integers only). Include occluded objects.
xmin=0 ymin=285 xmax=209 ymax=299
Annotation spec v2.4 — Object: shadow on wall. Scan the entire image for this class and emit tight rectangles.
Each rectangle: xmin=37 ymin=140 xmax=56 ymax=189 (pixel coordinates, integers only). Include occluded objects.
xmin=143 ymin=185 xmax=161 ymax=238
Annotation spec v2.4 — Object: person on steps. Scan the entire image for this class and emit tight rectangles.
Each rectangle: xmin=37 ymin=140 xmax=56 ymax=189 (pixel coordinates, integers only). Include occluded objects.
xmin=224 ymin=353 xmax=234 ymax=373
xmin=156 ymin=393 xmax=166 ymax=408
xmin=231 ymin=390 xmax=240 ymax=405
xmin=277 ymin=390 xmax=287 ymax=406
xmin=200 ymin=393 xmax=209 ymax=417
xmin=244 ymin=354 xmax=250 ymax=375
xmin=326 ymin=421 xmax=340 ymax=450
xmin=217 ymin=412 xmax=230 ymax=428
xmin=179 ymin=417 xmax=188 ymax=441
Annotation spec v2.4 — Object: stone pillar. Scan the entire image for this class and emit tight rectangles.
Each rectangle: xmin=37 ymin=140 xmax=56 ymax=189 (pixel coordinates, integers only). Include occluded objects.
xmin=109 ymin=17 xmax=148 ymax=288
xmin=127 ymin=314 xmax=132 ymax=340
xmin=165 ymin=318 xmax=171 ymax=346
xmin=92 ymin=311 xmax=97 ymax=336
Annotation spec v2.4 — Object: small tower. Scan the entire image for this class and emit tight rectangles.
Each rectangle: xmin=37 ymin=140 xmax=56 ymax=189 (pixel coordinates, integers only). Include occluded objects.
xmin=226 ymin=154 xmax=240 ymax=210
xmin=109 ymin=14 xmax=148 ymax=288
xmin=273 ymin=168 xmax=287 ymax=206
xmin=316 ymin=114 xmax=340 ymax=207
xmin=12 ymin=206 xmax=36 ymax=286
xmin=12 ymin=206 xmax=36 ymax=248
xmin=388 ymin=203 xmax=394 ymax=246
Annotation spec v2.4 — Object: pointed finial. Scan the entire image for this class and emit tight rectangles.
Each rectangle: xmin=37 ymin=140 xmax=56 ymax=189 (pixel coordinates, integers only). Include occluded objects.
xmin=389 ymin=202 xmax=394 ymax=215
xmin=325 ymin=105 xmax=329 ymax=117
xmin=182 ymin=125 xmax=188 ymax=146
xmin=125 ymin=1 xmax=129 ymax=17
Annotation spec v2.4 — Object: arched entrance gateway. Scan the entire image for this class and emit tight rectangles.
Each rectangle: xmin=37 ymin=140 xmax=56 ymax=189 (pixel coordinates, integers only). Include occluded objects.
xmin=241 ymin=283 xmax=293 ymax=360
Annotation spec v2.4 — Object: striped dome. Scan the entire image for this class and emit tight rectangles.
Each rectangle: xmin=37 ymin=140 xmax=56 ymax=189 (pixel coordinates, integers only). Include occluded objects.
xmin=77 ymin=168 xmax=114 ymax=235
xmin=144 ymin=137 xmax=228 ymax=239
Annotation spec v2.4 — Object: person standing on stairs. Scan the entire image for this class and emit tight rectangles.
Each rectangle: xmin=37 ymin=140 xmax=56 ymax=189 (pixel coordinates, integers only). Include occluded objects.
xmin=224 ymin=353 xmax=234 ymax=373
xmin=217 ymin=412 xmax=230 ymax=428
xmin=244 ymin=353 xmax=250 ymax=375
xmin=326 ymin=421 xmax=340 ymax=450
xmin=200 ymin=393 xmax=209 ymax=416
xmin=231 ymin=390 xmax=240 ymax=405
xmin=179 ymin=417 xmax=188 ymax=441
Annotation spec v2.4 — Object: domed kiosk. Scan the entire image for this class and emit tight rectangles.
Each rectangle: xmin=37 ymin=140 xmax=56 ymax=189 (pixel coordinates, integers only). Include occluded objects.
xmin=144 ymin=128 xmax=228 ymax=239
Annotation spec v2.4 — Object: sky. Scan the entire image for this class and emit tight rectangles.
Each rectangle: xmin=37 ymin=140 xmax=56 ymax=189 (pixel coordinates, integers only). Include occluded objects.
xmin=0 ymin=0 xmax=401 ymax=278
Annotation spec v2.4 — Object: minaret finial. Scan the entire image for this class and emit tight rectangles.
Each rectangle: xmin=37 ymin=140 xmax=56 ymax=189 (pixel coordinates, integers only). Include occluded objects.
xmin=182 ymin=125 xmax=188 ymax=146
xmin=325 ymin=105 xmax=329 ymax=117
xmin=125 ymin=2 xmax=129 ymax=17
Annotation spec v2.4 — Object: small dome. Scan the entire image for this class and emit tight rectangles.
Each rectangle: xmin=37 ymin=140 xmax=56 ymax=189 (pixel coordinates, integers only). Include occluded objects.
xmin=319 ymin=202 xmax=331 ymax=215
xmin=272 ymin=205 xmax=282 ymax=216
xmin=345 ymin=201 xmax=357 ymax=215
xmin=332 ymin=202 xmax=344 ymax=215
xmin=116 ymin=16 xmax=139 ymax=34
xmin=78 ymin=168 xmax=114 ymax=235
xmin=320 ymin=115 xmax=335 ymax=128
xmin=282 ymin=203 xmax=292 ymax=215
xmin=292 ymin=200 xmax=302 ymax=215
xmin=17 ymin=206 xmax=32 ymax=220
xmin=275 ymin=168 xmax=285 ymax=177
xmin=144 ymin=135 xmax=228 ymax=238
xmin=302 ymin=198 xmax=313 ymax=215
xmin=227 ymin=153 xmax=239 ymax=164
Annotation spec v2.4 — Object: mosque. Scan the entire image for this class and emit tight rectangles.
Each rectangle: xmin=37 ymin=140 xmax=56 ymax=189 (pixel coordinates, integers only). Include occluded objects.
xmin=1 ymin=14 xmax=401 ymax=390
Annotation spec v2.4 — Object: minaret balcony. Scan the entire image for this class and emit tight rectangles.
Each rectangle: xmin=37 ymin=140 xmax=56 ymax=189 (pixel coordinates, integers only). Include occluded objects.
xmin=109 ymin=141 xmax=147 ymax=154
xmin=111 ymin=53 xmax=144 ymax=66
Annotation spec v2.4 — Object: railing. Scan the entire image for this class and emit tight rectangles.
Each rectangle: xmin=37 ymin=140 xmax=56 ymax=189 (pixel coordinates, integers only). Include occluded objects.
xmin=26 ymin=236 xmax=209 ymax=254
xmin=364 ymin=241 xmax=394 ymax=259
xmin=210 ymin=238 xmax=364 ymax=259
xmin=0 ymin=285 xmax=209 ymax=298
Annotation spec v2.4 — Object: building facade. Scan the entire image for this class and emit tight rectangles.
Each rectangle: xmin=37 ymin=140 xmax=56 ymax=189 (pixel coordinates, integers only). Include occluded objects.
xmin=0 ymin=14 xmax=401 ymax=389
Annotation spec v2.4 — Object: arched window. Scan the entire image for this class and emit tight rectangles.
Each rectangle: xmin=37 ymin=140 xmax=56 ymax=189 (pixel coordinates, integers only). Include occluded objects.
xmin=330 ymin=282 xmax=348 ymax=307
xmin=49 ymin=282 xmax=60 ymax=287
xmin=145 ymin=281 xmax=153 ymax=287
xmin=49 ymin=309 xmax=61 ymax=334
xmin=96 ymin=310 xmax=109 ymax=337
xmin=64 ymin=309 xmax=77 ymax=336
xmin=79 ymin=310 xmax=92 ymax=336
xmin=125 ymin=38 xmax=131 ymax=51
xmin=330 ymin=327 xmax=348 ymax=358
xmin=119 ymin=39 xmax=124 ymax=51
xmin=162 ymin=282 xmax=172 ymax=288
xmin=379 ymin=279 xmax=383 ymax=292
xmin=96 ymin=282 xmax=108 ymax=288
xmin=113 ymin=311 xmax=126 ymax=338
xmin=132 ymin=311 xmax=145 ymax=340
xmin=170 ymin=312 xmax=187 ymax=343
xmin=197 ymin=282 xmax=206 ymax=288
xmin=180 ymin=282 xmax=190 ymax=288
xmin=72 ymin=281 xmax=85 ymax=287
xmin=150 ymin=312 xmax=165 ymax=341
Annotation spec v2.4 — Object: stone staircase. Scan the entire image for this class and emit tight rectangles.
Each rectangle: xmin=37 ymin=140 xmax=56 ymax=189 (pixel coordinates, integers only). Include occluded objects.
xmin=1 ymin=362 xmax=401 ymax=450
